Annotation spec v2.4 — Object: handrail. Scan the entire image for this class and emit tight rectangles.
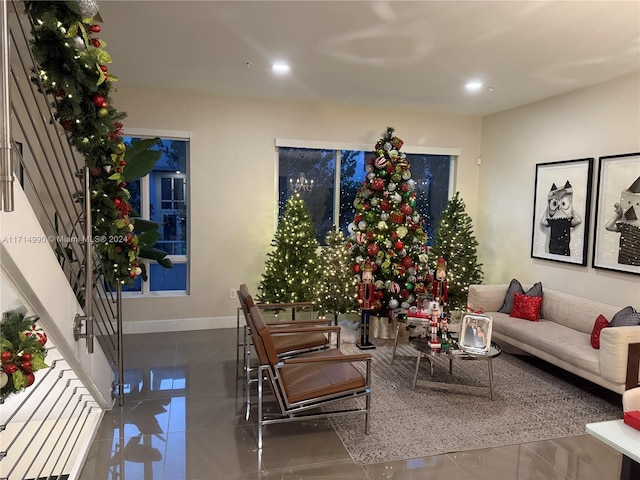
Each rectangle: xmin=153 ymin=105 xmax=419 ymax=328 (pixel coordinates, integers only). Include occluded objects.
xmin=0 ymin=2 xmax=124 ymax=477
xmin=1 ymin=0 xmax=14 ymax=211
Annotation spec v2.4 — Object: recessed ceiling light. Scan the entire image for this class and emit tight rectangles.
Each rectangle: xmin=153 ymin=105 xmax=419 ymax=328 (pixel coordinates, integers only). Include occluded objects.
xmin=272 ymin=62 xmax=290 ymax=74
xmin=465 ymin=80 xmax=483 ymax=92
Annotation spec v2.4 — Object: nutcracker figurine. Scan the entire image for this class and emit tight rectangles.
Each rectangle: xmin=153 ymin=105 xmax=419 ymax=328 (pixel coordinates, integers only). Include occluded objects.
xmin=428 ymin=305 xmax=441 ymax=349
xmin=356 ymin=259 xmax=376 ymax=350
xmin=432 ymin=257 xmax=448 ymax=306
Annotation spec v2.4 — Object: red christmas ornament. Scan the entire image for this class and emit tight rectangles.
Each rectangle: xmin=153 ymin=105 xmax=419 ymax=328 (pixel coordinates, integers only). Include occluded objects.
xmin=20 ymin=353 xmax=32 ymax=361
xmin=23 ymin=325 xmax=47 ymax=346
xmin=91 ymin=94 xmax=107 ymax=108
xmin=353 ymin=264 xmax=361 ymax=274
xmin=394 ymin=240 xmax=404 ymax=250
xmin=367 ymin=243 xmax=380 ymax=257
xmin=25 ymin=372 xmax=35 ymax=387
xmin=386 ymin=164 xmax=395 ymax=175
xmin=380 ymin=200 xmax=390 ymax=211
xmin=400 ymin=289 xmax=410 ymax=299
xmin=401 ymin=256 xmax=414 ymax=269
xmin=366 ymin=231 xmax=374 ymax=240
xmin=89 ymin=24 xmax=101 ymax=33
xmin=91 ymin=38 xmax=101 ymax=48
xmin=376 ymin=290 xmax=385 ymax=299
xmin=401 ymin=183 xmax=410 ymax=192
xmin=1 ymin=350 xmax=13 ymax=363
xmin=400 ymin=204 xmax=413 ymax=215
xmin=113 ymin=197 xmax=122 ymax=207
xmin=354 ymin=213 xmax=363 ymax=223
xmin=371 ymin=178 xmax=385 ymax=191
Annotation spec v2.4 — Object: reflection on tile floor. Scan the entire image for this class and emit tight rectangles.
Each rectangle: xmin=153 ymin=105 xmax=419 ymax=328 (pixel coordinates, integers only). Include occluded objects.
xmin=79 ymin=328 xmax=624 ymax=480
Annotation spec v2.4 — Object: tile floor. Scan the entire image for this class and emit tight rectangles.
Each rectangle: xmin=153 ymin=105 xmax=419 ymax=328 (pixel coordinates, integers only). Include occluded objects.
xmin=79 ymin=328 xmax=624 ymax=480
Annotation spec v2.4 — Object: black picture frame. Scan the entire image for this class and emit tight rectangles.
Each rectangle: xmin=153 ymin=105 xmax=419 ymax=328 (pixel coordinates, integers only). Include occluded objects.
xmin=531 ymin=158 xmax=594 ymax=265
xmin=592 ymin=152 xmax=640 ymax=275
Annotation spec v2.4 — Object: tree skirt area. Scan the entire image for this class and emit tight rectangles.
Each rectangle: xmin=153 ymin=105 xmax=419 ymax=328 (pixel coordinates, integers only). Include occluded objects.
xmin=328 ymin=342 xmax=621 ymax=465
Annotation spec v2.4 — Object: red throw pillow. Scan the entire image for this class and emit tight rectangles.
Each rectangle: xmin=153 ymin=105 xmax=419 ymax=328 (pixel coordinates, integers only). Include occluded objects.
xmin=510 ymin=292 xmax=542 ymax=321
xmin=590 ymin=314 xmax=609 ymax=349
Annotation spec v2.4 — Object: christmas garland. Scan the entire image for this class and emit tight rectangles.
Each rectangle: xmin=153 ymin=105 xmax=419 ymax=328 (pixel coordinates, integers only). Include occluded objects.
xmin=1 ymin=309 xmax=48 ymax=401
xmin=23 ymin=0 xmax=171 ymax=286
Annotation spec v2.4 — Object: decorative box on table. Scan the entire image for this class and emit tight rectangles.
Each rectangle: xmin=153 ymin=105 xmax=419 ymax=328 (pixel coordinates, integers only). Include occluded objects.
xmin=623 ymin=410 xmax=640 ymax=431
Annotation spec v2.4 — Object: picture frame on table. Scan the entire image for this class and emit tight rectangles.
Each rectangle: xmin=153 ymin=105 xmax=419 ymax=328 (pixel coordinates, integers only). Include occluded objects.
xmin=592 ymin=152 xmax=640 ymax=275
xmin=458 ymin=313 xmax=493 ymax=353
xmin=530 ymin=158 xmax=594 ymax=266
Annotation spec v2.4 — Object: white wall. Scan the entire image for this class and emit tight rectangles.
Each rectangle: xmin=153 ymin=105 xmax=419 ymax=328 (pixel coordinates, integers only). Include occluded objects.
xmin=113 ymin=87 xmax=482 ymax=328
xmin=479 ymin=72 xmax=640 ymax=309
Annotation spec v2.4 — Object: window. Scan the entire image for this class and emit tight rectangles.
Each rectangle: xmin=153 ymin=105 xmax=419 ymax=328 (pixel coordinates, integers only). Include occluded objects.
xmin=122 ymin=131 xmax=189 ymax=294
xmin=277 ymin=141 xmax=456 ymax=245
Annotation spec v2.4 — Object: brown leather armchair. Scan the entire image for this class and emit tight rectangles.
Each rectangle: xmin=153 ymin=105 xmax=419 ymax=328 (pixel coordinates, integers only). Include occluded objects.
xmin=247 ymin=303 xmax=371 ymax=449
xmin=238 ymin=284 xmax=342 ymax=416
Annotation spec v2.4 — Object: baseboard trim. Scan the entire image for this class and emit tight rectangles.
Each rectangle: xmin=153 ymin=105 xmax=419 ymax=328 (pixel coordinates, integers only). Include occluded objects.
xmin=122 ymin=316 xmax=237 ymax=334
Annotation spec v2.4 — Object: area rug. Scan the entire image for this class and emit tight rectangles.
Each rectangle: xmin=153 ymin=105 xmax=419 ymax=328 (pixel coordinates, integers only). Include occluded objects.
xmin=329 ymin=342 xmax=621 ymax=465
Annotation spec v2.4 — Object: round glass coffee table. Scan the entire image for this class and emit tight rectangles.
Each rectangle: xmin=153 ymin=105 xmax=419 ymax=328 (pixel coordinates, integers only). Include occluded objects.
xmin=409 ymin=337 xmax=502 ymax=400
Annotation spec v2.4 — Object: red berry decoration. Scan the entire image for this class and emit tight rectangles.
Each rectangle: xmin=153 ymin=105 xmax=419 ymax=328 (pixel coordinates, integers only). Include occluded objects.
xmin=1 ymin=350 xmax=13 ymax=363
xmin=20 ymin=360 xmax=32 ymax=373
xmin=25 ymin=372 xmax=35 ymax=387
xmin=91 ymin=38 xmax=101 ymax=48
xmin=20 ymin=352 xmax=33 ymax=361
xmin=89 ymin=24 xmax=101 ymax=33
xmin=4 ymin=363 xmax=18 ymax=374
xmin=99 ymin=65 xmax=108 ymax=73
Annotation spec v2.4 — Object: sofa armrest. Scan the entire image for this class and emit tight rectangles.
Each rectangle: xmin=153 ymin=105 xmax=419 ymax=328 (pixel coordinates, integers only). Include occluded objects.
xmin=467 ymin=284 xmax=509 ymax=312
xmin=599 ymin=326 xmax=640 ymax=384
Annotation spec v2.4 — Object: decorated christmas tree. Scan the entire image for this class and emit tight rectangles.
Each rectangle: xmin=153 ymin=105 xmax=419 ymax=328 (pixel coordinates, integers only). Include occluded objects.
xmin=315 ymin=228 xmax=359 ymax=323
xmin=258 ymin=193 xmax=320 ymax=303
xmin=348 ymin=128 xmax=431 ymax=316
xmin=429 ymin=192 xmax=484 ymax=310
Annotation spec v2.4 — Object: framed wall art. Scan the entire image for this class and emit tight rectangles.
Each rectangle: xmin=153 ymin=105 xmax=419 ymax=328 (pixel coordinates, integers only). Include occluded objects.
xmin=531 ymin=158 xmax=594 ymax=265
xmin=592 ymin=152 xmax=640 ymax=275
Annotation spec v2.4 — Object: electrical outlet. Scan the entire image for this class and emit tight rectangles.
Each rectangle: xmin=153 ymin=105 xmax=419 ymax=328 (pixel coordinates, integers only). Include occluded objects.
xmin=229 ymin=289 xmax=237 ymax=299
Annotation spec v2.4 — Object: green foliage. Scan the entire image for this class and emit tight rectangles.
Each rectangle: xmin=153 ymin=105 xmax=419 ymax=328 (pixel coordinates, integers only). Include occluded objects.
xmin=23 ymin=1 xmax=170 ymax=287
xmin=429 ymin=192 xmax=484 ymax=310
xmin=315 ymin=228 xmax=359 ymax=320
xmin=348 ymin=128 xmax=431 ymax=315
xmin=1 ymin=309 xmax=48 ymax=400
xmin=123 ymin=138 xmax=163 ymax=181
xmin=258 ymin=193 xmax=321 ymax=303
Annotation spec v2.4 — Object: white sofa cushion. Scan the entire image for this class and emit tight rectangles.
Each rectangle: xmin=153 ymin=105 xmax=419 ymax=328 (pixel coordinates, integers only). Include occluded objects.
xmin=491 ymin=313 xmax=600 ymax=375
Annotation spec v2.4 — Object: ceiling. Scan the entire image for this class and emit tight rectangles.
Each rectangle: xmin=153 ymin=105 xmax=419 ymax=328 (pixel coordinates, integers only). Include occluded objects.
xmin=97 ymin=1 xmax=640 ymax=116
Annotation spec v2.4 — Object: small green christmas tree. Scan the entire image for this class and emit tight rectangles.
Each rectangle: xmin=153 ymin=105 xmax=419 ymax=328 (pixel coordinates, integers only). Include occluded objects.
xmin=315 ymin=228 xmax=358 ymax=324
xmin=429 ymin=192 xmax=484 ymax=310
xmin=258 ymin=193 xmax=320 ymax=303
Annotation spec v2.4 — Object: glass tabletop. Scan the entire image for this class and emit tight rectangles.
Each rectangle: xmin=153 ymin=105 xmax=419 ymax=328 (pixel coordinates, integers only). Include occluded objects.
xmin=410 ymin=336 xmax=502 ymax=359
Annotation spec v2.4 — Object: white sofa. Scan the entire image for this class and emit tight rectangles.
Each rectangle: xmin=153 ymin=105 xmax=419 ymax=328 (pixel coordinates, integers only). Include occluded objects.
xmin=467 ymin=284 xmax=640 ymax=394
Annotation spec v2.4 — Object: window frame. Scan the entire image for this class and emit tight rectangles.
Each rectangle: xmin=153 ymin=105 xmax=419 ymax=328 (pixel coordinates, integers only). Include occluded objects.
xmin=122 ymin=128 xmax=191 ymax=297
xmin=275 ymin=138 xmax=460 ymax=242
